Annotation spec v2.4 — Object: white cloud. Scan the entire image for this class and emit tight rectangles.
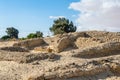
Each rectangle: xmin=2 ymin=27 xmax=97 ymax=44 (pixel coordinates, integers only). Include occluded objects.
xmin=69 ymin=0 xmax=120 ymax=32
xmin=49 ymin=16 xmax=65 ymax=19
xmin=72 ymin=15 xmax=77 ymax=18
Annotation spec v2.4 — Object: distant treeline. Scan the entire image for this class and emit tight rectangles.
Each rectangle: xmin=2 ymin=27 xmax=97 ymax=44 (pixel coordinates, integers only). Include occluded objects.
xmin=1 ymin=18 xmax=77 ymax=40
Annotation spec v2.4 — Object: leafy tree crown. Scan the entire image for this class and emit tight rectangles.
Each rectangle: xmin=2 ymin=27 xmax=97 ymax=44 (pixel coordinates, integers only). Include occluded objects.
xmin=6 ymin=27 xmax=19 ymax=39
xmin=50 ymin=18 xmax=77 ymax=35
xmin=27 ymin=31 xmax=43 ymax=39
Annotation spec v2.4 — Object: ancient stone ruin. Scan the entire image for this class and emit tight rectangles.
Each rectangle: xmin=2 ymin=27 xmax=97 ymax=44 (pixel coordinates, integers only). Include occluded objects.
xmin=0 ymin=31 xmax=120 ymax=80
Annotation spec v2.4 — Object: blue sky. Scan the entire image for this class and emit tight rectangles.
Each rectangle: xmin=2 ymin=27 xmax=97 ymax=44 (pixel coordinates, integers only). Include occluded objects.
xmin=1 ymin=0 xmax=120 ymax=38
xmin=0 ymin=0 xmax=79 ymax=37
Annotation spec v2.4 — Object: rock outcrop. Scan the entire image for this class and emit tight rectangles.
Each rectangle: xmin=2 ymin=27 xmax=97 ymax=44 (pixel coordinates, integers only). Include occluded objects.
xmin=0 ymin=56 xmax=120 ymax=80
xmin=75 ymin=37 xmax=101 ymax=49
xmin=0 ymin=50 xmax=60 ymax=64
xmin=53 ymin=32 xmax=90 ymax=52
xmin=73 ymin=41 xmax=120 ymax=58
xmin=0 ymin=31 xmax=119 ymax=80
xmin=54 ymin=36 xmax=71 ymax=52
xmin=86 ymin=31 xmax=120 ymax=42
xmin=13 ymin=38 xmax=45 ymax=49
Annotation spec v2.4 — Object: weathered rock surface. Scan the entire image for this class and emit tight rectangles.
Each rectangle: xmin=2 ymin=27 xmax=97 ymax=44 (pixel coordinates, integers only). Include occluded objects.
xmin=55 ymin=36 xmax=71 ymax=52
xmin=75 ymin=37 xmax=101 ymax=49
xmin=0 ymin=31 xmax=119 ymax=80
xmin=13 ymin=38 xmax=45 ymax=49
xmin=73 ymin=41 xmax=120 ymax=58
xmin=0 ymin=56 xmax=120 ymax=80
xmin=0 ymin=46 xmax=29 ymax=52
xmin=0 ymin=50 xmax=60 ymax=64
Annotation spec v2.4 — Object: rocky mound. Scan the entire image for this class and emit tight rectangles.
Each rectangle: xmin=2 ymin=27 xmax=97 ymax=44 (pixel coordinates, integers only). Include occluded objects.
xmin=28 ymin=59 xmax=120 ymax=80
xmin=73 ymin=41 xmax=120 ymax=58
xmin=12 ymin=31 xmax=120 ymax=53
xmin=0 ymin=31 xmax=119 ymax=80
xmin=13 ymin=38 xmax=45 ymax=49
xmin=75 ymin=37 xmax=102 ymax=49
xmin=0 ymin=55 xmax=120 ymax=80
xmin=0 ymin=50 xmax=60 ymax=64
xmin=86 ymin=31 xmax=120 ymax=42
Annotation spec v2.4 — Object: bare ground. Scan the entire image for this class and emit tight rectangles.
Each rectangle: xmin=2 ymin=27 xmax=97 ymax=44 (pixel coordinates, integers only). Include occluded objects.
xmin=0 ymin=31 xmax=120 ymax=80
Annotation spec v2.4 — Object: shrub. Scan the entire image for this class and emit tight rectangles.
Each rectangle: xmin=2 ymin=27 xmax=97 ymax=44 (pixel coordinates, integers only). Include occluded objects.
xmin=1 ymin=35 xmax=10 ymax=40
xmin=27 ymin=33 xmax=37 ymax=39
xmin=27 ymin=31 xmax=43 ymax=39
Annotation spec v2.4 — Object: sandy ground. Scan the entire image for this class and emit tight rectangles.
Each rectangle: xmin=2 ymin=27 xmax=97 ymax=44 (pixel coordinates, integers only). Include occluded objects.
xmin=0 ymin=49 xmax=119 ymax=80
xmin=0 ymin=41 xmax=17 ymax=47
xmin=0 ymin=31 xmax=119 ymax=80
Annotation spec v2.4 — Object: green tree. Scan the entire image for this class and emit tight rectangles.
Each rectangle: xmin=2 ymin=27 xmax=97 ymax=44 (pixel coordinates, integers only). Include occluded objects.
xmin=27 ymin=31 xmax=43 ymax=39
xmin=1 ymin=35 xmax=10 ymax=40
xmin=27 ymin=33 xmax=37 ymax=39
xmin=36 ymin=31 xmax=43 ymax=38
xmin=6 ymin=27 xmax=19 ymax=39
xmin=49 ymin=18 xmax=77 ymax=35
